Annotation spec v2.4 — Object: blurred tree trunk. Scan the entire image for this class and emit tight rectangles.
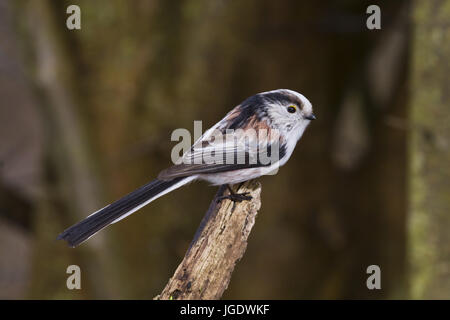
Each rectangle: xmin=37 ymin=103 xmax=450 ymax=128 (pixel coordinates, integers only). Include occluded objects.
xmin=409 ymin=0 xmax=450 ymax=299
xmin=16 ymin=0 xmax=120 ymax=298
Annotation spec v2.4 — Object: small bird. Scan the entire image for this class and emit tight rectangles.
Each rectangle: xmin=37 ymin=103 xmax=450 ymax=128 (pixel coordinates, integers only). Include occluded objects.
xmin=58 ymin=89 xmax=316 ymax=247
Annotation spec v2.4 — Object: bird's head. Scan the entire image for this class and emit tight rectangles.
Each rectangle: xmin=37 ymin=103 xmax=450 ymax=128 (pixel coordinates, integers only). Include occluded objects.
xmin=258 ymin=89 xmax=315 ymax=136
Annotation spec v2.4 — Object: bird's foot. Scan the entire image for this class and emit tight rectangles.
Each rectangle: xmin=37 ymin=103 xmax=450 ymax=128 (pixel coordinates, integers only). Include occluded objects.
xmin=216 ymin=192 xmax=252 ymax=203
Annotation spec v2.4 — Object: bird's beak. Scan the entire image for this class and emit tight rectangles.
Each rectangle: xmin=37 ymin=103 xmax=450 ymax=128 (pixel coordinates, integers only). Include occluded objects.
xmin=305 ymin=113 xmax=316 ymax=120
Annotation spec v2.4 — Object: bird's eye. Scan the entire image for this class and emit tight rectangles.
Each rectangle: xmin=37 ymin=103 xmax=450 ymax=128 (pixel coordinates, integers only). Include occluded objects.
xmin=287 ymin=105 xmax=297 ymax=113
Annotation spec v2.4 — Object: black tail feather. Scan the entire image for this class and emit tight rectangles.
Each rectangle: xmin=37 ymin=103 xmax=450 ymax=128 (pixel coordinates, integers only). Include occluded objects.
xmin=57 ymin=178 xmax=185 ymax=247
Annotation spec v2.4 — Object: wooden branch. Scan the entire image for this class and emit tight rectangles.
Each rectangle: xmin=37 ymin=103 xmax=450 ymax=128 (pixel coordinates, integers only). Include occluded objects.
xmin=156 ymin=180 xmax=262 ymax=300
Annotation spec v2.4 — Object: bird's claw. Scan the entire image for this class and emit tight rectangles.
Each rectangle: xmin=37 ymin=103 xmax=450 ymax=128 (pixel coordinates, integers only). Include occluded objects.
xmin=216 ymin=192 xmax=252 ymax=203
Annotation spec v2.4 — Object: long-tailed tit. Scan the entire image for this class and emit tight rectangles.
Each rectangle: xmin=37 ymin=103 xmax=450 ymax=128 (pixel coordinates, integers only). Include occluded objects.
xmin=58 ymin=89 xmax=316 ymax=247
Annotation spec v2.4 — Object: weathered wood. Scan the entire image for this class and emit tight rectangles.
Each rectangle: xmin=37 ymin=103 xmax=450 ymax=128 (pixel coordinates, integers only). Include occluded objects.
xmin=157 ymin=180 xmax=262 ymax=300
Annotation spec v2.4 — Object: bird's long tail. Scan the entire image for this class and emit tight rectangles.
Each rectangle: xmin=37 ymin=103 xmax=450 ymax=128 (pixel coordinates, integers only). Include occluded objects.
xmin=57 ymin=176 xmax=193 ymax=247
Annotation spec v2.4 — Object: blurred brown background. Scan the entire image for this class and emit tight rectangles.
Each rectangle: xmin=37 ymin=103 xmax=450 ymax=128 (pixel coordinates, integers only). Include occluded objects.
xmin=0 ymin=0 xmax=449 ymax=299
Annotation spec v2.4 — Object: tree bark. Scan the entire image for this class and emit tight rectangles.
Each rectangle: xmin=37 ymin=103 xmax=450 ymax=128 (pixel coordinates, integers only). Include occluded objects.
xmin=157 ymin=180 xmax=262 ymax=300
xmin=409 ymin=0 xmax=450 ymax=299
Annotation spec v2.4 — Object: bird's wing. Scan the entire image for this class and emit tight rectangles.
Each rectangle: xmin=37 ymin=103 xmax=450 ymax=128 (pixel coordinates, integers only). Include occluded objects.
xmin=158 ymin=117 xmax=285 ymax=180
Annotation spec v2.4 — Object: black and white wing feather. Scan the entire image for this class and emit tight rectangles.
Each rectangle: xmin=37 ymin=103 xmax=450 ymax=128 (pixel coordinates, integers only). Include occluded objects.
xmin=158 ymin=104 xmax=286 ymax=181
